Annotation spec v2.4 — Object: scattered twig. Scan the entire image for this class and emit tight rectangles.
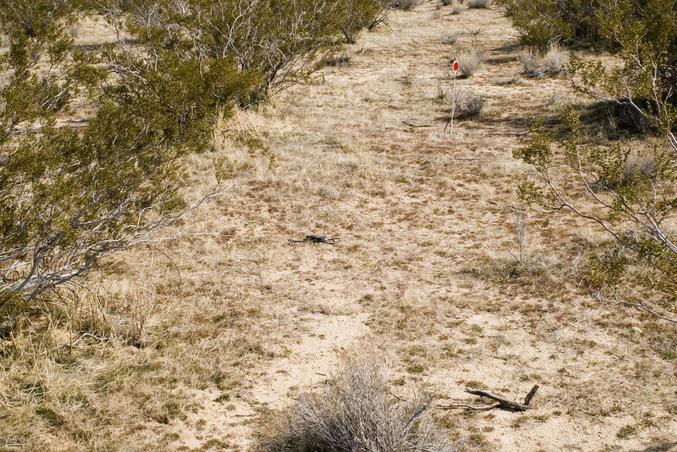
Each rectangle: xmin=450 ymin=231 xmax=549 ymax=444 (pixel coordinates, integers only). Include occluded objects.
xmin=593 ymin=292 xmax=677 ymax=324
xmin=402 ymin=121 xmax=434 ymax=128
xmin=71 ymin=332 xmax=108 ymax=346
xmin=440 ymin=385 xmax=539 ymax=412
xmin=453 ymin=156 xmax=478 ymax=161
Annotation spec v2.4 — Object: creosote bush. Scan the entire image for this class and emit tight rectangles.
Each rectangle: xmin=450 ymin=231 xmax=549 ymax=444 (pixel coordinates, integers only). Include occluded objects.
xmin=497 ymin=0 xmax=603 ymax=52
xmin=256 ymin=358 xmax=455 ymax=452
xmin=510 ymin=0 xmax=676 ymax=314
xmin=515 ymin=112 xmax=676 ymax=308
xmin=336 ymin=0 xmax=391 ymax=44
xmin=0 ymin=0 xmax=391 ymax=331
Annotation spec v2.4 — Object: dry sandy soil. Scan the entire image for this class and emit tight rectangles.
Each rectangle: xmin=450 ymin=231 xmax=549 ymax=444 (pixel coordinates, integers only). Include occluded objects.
xmin=2 ymin=1 xmax=676 ymax=451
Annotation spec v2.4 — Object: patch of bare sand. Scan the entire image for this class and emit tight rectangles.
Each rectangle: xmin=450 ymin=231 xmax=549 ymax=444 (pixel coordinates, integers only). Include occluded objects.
xmin=168 ymin=312 xmax=369 ymax=450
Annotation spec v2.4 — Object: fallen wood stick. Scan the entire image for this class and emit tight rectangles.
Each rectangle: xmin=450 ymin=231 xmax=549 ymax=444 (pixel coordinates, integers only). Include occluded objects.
xmin=402 ymin=121 xmax=433 ymax=128
xmin=440 ymin=385 xmax=539 ymax=412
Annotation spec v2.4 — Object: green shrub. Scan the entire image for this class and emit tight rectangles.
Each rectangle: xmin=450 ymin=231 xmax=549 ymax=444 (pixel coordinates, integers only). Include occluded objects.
xmin=497 ymin=0 xmax=604 ymax=52
xmin=335 ymin=0 xmax=390 ymax=43
xmin=511 ymin=0 xmax=676 ymax=312
xmin=0 ymin=1 xmax=254 ymax=312
xmin=1 ymin=0 xmax=390 ymax=329
xmin=514 ymin=112 xmax=676 ymax=307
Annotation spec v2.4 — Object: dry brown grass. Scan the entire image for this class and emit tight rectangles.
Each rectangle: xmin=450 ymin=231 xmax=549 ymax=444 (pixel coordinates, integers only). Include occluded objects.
xmin=466 ymin=0 xmax=493 ymax=8
xmin=2 ymin=1 xmax=676 ymax=451
xmin=449 ymin=89 xmax=486 ymax=119
xmin=454 ymin=47 xmax=486 ymax=78
xmin=519 ymin=45 xmax=566 ymax=77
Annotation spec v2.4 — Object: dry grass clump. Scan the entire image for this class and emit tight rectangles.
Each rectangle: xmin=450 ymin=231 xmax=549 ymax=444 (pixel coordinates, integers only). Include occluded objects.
xmin=454 ymin=47 xmax=485 ymax=78
xmin=519 ymin=46 xmax=566 ymax=77
xmin=622 ymin=153 xmax=657 ymax=186
xmin=442 ymin=32 xmax=462 ymax=45
xmin=256 ymin=358 xmax=455 ymax=452
xmin=320 ymin=52 xmax=353 ymax=67
xmin=450 ymin=90 xmax=485 ymax=119
xmin=390 ymin=0 xmax=419 ymax=10
xmin=466 ymin=0 xmax=493 ymax=8
xmin=441 ymin=0 xmax=464 ymax=11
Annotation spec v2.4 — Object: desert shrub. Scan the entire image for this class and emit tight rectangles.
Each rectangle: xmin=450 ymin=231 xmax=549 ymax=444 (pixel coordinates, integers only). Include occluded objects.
xmin=498 ymin=0 xmax=676 ymax=58
xmin=454 ymin=47 xmax=485 ymax=78
xmin=117 ymin=0 xmax=335 ymax=96
xmin=514 ymin=111 xmax=676 ymax=310
xmin=450 ymin=90 xmax=485 ymax=119
xmin=336 ymin=0 xmax=391 ymax=43
xmin=117 ymin=0 xmax=390 ymax=89
xmin=256 ymin=358 xmax=455 ymax=452
xmin=442 ymin=32 xmax=462 ymax=45
xmin=519 ymin=45 xmax=566 ymax=77
xmin=566 ymin=2 xmax=676 ymax=141
xmin=466 ymin=0 xmax=493 ymax=8
xmin=497 ymin=0 xmax=602 ymax=52
xmin=512 ymin=0 xmax=676 ymax=314
xmin=1 ymin=0 xmax=384 ymax=329
xmin=0 ymin=1 xmax=254 ymax=318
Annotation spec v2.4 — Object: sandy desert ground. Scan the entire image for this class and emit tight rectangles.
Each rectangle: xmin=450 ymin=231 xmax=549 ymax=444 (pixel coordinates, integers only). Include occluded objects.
xmin=2 ymin=1 xmax=675 ymax=451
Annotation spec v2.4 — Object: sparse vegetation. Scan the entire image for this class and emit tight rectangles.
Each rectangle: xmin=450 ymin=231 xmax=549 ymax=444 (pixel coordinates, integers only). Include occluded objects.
xmin=2 ymin=1 xmax=675 ymax=450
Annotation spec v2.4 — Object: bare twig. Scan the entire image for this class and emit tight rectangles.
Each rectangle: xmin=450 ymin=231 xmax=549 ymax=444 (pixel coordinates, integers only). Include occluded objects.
xmin=440 ymin=385 xmax=540 ymax=412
